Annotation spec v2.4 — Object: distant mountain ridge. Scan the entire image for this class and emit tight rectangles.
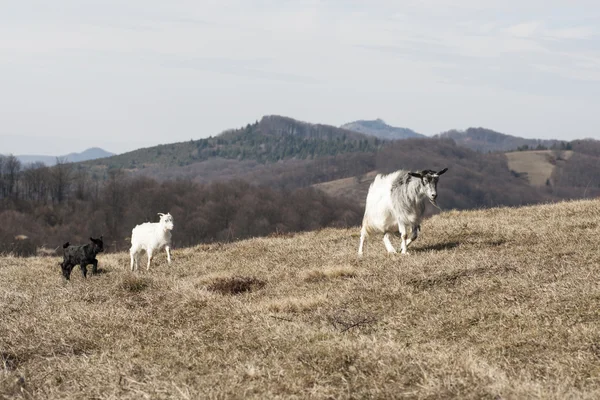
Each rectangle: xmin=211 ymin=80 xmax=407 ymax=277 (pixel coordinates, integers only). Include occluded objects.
xmin=435 ymin=128 xmax=565 ymax=153
xmin=16 ymin=147 xmax=114 ymax=166
xmin=340 ymin=119 xmax=425 ymax=140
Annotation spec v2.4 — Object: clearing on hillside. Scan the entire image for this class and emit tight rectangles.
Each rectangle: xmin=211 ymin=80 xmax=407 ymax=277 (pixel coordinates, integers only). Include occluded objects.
xmin=506 ymin=149 xmax=573 ymax=186
xmin=1 ymin=200 xmax=600 ymax=399
xmin=312 ymin=170 xmax=378 ymax=205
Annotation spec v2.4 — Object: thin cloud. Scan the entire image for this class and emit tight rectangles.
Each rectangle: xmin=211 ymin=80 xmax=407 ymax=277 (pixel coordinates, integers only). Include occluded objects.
xmin=2 ymin=0 xmax=600 ymax=154
xmin=171 ymin=58 xmax=321 ymax=85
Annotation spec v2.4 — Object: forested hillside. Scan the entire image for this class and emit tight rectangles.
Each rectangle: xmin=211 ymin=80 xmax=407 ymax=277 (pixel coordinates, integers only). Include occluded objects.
xmin=84 ymin=116 xmax=381 ymax=170
xmin=436 ymin=127 xmax=567 ymax=153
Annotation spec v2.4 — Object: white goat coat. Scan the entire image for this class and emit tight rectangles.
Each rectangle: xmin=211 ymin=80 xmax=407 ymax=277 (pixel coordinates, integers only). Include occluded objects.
xmin=130 ymin=222 xmax=172 ymax=253
xmin=130 ymin=214 xmax=173 ymax=271
xmin=359 ymin=170 xmax=427 ymax=255
xmin=362 ymin=171 xmax=425 ymax=235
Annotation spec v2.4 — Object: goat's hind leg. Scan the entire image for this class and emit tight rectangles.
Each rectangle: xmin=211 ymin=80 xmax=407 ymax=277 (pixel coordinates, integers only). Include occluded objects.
xmin=146 ymin=249 xmax=153 ymax=271
xmin=383 ymin=233 xmax=397 ymax=253
xmin=358 ymin=226 xmax=367 ymax=255
xmin=61 ymin=262 xmax=73 ymax=280
xmin=130 ymin=248 xmax=137 ymax=271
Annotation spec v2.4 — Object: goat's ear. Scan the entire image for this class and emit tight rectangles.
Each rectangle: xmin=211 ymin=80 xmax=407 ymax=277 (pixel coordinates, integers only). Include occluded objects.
xmin=408 ymin=172 xmax=422 ymax=179
xmin=89 ymin=237 xmax=94 ymax=242
xmin=437 ymin=168 xmax=448 ymax=175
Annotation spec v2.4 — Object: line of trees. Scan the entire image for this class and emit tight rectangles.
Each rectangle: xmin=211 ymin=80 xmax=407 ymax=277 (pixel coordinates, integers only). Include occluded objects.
xmin=0 ymin=156 xmax=97 ymax=205
xmin=0 ymin=156 xmax=362 ymax=256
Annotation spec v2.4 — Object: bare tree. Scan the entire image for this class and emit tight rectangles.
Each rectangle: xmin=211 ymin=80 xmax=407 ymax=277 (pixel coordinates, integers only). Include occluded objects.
xmin=103 ymin=169 xmax=127 ymax=247
xmin=22 ymin=162 xmax=50 ymax=202
xmin=52 ymin=157 xmax=72 ymax=204
xmin=3 ymin=155 xmax=22 ymax=198
xmin=73 ymin=166 xmax=90 ymax=201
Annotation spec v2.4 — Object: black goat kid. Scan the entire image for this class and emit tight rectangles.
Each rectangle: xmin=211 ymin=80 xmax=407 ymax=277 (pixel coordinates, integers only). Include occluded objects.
xmin=60 ymin=236 xmax=104 ymax=280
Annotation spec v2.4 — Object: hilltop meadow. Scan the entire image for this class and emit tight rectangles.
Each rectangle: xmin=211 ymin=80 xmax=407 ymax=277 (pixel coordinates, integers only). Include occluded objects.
xmin=2 ymin=199 xmax=600 ymax=399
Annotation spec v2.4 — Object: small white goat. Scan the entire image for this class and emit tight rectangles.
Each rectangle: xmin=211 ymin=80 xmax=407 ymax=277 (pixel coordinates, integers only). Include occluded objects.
xmin=358 ymin=168 xmax=447 ymax=255
xmin=130 ymin=213 xmax=174 ymax=271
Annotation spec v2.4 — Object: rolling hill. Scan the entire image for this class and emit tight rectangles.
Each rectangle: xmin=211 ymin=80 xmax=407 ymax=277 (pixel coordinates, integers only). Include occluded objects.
xmin=2 ymin=199 xmax=600 ymax=398
xmin=340 ymin=119 xmax=425 ymax=140
xmin=84 ymin=115 xmax=381 ymax=170
xmin=436 ymin=127 xmax=565 ymax=153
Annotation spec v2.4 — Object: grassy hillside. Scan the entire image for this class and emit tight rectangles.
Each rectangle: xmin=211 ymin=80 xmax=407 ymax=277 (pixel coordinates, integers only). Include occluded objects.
xmin=312 ymin=170 xmax=378 ymax=205
xmin=2 ymin=199 xmax=600 ymax=399
xmin=506 ymin=150 xmax=573 ymax=186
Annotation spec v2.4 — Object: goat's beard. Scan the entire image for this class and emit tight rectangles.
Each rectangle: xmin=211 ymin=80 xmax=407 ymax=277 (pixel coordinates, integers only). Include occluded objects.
xmin=428 ymin=197 xmax=442 ymax=211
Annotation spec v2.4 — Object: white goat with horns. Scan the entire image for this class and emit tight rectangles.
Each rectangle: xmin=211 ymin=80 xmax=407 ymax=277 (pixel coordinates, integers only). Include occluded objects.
xmin=358 ymin=168 xmax=447 ymax=255
xmin=130 ymin=212 xmax=174 ymax=271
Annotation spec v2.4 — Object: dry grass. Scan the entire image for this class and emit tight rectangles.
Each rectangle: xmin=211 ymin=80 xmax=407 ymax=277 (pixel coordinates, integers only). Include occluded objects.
xmin=2 ymin=199 xmax=600 ymax=399
xmin=506 ymin=150 xmax=573 ymax=186
xmin=312 ymin=170 xmax=378 ymax=204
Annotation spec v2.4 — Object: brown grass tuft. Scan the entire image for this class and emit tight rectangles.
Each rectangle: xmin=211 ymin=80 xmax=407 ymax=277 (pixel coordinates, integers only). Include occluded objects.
xmin=264 ymin=295 xmax=326 ymax=313
xmin=1 ymin=352 xmax=19 ymax=372
xmin=206 ymin=276 xmax=266 ymax=295
xmin=303 ymin=265 xmax=358 ymax=282
xmin=119 ymin=274 xmax=152 ymax=293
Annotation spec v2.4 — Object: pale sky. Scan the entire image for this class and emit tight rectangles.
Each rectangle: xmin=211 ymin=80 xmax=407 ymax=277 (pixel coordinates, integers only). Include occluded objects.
xmin=1 ymin=0 xmax=599 ymax=155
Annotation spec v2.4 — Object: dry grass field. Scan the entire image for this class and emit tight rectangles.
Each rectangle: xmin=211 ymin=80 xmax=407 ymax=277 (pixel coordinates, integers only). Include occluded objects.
xmin=2 ymin=199 xmax=600 ymax=399
xmin=506 ymin=150 xmax=573 ymax=186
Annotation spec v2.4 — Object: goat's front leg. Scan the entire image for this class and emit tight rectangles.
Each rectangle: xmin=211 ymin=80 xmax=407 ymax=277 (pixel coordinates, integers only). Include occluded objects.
xmin=80 ymin=263 xmax=88 ymax=278
xmin=405 ymin=225 xmax=420 ymax=248
xmin=383 ymin=233 xmax=397 ymax=253
xmin=398 ymin=223 xmax=409 ymax=254
xmin=91 ymin=259 xmax=98 ymax=275
xmin=165 ymin=246 xmax=171 ymax=264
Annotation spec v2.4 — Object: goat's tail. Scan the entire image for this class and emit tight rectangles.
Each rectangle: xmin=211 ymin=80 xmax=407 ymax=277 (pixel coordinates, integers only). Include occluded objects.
xmin=62 ymin=242 xmax=70 ymax=249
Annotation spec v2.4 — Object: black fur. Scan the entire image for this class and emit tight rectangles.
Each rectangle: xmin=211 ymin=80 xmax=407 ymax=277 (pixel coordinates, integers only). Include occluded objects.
xmin=60 ymin=236 xmax=104 ymax=280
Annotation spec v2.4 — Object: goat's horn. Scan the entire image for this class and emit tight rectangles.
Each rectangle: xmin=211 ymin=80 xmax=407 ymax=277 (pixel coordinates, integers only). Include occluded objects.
xmin=157 ymin=213 xmax=165 ymax=216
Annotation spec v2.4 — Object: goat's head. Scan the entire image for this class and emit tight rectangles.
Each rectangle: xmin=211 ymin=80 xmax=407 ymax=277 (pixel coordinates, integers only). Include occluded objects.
xmin=90 ymin=236 xmax=104 ymax=253
xmin=158 ymin=213 xmax=174 ymax=230
xmin=408 ymin=168 xmax=448 ymax=205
